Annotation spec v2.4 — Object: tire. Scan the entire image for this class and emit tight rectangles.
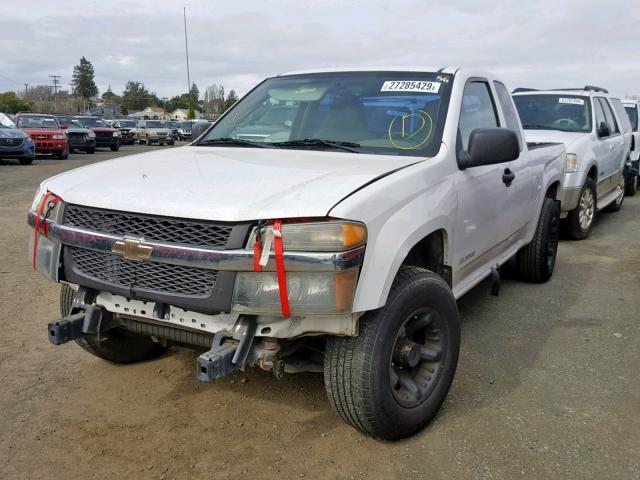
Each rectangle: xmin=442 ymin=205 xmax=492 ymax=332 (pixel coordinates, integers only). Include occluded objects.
xmin=86 ymin=147 xmax=95 ymax=154
xmin=516 ymin=198 xmax=560 ymax=283
xmin=567 ymin=178 xmax=596 ymax=240
xmin=110 ymin=143 xmax=120 ymax=152
xmin=625 ymin=174 xmax=638 ymax=197
xmin=56 ymin=148 xmax=69 ymax=160
xmin=59 ymin=284 xmax=167 ymax=364
xmin=324 ymin=267 xmax=460 ymax=440
xmin=18 ymin=157 xmax=34 ymax=165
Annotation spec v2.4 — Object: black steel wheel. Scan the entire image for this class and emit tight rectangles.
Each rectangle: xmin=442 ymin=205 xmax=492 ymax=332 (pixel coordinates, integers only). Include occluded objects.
xmin=324 ymin=267 xmax=460 ymax=440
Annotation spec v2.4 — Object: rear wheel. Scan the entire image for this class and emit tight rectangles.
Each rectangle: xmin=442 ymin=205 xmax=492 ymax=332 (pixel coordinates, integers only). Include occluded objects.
xmin=324 ymin=267 xmax=460 ymax=440
xmin=59 ymin=284 xmax=167 ymax=364
xmin=567 ymin=178 xmax=596 ymax=240
xmin=516 ymin=198 xmax=559 ymax=282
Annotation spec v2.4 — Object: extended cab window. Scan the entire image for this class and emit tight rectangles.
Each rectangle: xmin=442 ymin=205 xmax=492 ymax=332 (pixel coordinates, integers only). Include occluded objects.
xmin=494 ymin=81 xmax=522 ymax=150
xmin=198 ymin=71 xmax=454 ymax=157
xmin=458 ymin=81 xmax=499 ymax=151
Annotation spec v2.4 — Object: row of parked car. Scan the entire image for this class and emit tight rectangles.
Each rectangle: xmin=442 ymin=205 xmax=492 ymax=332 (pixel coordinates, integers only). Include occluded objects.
xmin=0 ymin=113 xmax=199 ymax=164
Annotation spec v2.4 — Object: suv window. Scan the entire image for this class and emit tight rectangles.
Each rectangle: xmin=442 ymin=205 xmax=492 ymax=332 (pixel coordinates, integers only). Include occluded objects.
xmin=595 ymin=97 xmax=619 ymax=135
xmin=625 ymin=105 xmax=639 ymax=131
xmin=494 ymin=81 xmax=522 ymax=150
xmin=458 ymin=81 xmax=499 ymax=151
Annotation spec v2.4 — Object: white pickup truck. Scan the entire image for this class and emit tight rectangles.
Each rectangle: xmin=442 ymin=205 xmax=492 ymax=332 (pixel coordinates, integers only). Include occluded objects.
xmin=513 ymin=87 xmax=628 ymax=239
xmin=29 ymin=67 xmax=565 ymax=440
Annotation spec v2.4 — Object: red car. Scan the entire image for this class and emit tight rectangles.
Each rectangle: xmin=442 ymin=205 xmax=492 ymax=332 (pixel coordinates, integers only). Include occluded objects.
xmin=15 ymin=113 xmax=69 ymax=159
xmin=73 ymin=116 xmax=120 ymax=151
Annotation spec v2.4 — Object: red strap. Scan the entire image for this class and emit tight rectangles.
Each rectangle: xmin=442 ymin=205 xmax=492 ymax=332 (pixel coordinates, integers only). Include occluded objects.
xmin=253 ymin=239 xmax=263 ymax=272
xmin=273 ymin=220 xmax=290 ymax=317
xmin=42 ymin=197 xmax=61 ymax=237
xmin=33 ymin=191 xmax=55 ymax=269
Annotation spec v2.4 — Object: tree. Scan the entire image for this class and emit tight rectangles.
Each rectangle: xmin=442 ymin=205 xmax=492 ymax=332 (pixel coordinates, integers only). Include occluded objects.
xmin=102 ymin=85 xmax=118 ymax=102
xmin=224 ymin=90 xmax=239 ymax=111
xmin=204 ymin=83 xmax=226 ymax=114
xmin=121 ymin=81 xmax=158 ymax=112
xmin=0 ymin=92 xmax=32 ymax=114
xmin=71 ymin=57 xmax=98 ymax=99
xmin=189 ymin=83 xmax=199 ymax=105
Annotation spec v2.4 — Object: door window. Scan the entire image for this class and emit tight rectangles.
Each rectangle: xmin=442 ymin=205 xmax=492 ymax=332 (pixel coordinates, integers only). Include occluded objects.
xmin=595 ymin=97 xmax=619 ymax=136
xmin=458 ymin=81 xmax=499 ymax=151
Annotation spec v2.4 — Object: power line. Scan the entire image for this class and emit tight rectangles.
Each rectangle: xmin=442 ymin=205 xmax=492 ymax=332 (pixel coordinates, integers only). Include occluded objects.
xmin=49 ymin=75 xmax=61 ymax=94
xmin=183 ymin=7 xmax=192 ymax=116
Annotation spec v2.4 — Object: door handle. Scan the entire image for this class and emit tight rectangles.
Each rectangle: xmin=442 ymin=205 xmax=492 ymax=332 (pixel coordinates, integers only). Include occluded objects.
xmin=502 ymin=168 xmax=515 ymax=187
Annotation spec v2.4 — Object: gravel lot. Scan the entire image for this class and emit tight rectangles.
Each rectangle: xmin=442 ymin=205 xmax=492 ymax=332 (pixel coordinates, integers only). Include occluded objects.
xmin=1 ymin=144 xmax=639 ymax=480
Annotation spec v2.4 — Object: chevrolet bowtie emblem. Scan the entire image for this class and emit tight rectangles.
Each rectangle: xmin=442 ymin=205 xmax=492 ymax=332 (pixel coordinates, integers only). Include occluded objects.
xmin=111 ymin=238 xmax=153 ymax=261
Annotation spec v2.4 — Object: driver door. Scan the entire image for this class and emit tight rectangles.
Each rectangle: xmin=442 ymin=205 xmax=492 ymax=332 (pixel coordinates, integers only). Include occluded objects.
xmin=453 ymin=79 xmax=513 ymax=286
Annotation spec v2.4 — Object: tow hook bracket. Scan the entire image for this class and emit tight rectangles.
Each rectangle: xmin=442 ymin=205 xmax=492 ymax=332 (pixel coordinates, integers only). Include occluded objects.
xmin=48 ymin=304 xmax=112 ymax=345
xmin=197 ymin=315 xmax=257 ymax=382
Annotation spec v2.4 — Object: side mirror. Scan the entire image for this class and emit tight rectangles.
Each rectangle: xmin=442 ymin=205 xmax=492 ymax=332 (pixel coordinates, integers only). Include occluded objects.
xmin=191 ymin=121 xmax=210 ymax=141
xmin=597 ymin=121 xmax=611 ymax=138
xmin=60 ymin=124 xmax=68 ymax=129
xmin=458 ymin=128 xmax=520 ymax=169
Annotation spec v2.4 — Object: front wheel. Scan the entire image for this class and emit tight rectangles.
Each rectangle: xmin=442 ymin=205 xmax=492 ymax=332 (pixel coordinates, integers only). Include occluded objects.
xmin=18 ymin=157 xmax=34 ymax=165
xmin=86 ymin=147 xmax=95 ymax=154
xmin=516 ymin=198 xmax=560 ymax=282
xmin=324 ymin=267 xmax=460 ymax=440
xmin=567 ymin=178 xmax=596 ymax=240
xmin=56 ymin=148 xmax=69 ymax=160
xmin=110 ymin=143 xmax=120 ymax=152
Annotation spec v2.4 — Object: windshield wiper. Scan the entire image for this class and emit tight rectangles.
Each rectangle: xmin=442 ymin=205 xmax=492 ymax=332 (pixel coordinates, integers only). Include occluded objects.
xmin=522 ymin=123 xmax=574 ymax=132
xmin=197 ymin=137 xmax=270 ymax=148
xmin=270 ymin=138 xmax=361 ymax=153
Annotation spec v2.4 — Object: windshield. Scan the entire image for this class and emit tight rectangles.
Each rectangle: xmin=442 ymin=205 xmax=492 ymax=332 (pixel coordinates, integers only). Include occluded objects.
xmin=17 ymin=115 xmax=60 ymax=129
xmin=624 ymin=106 xmax=638 ymax=131
xmin=145 ymin=121 xmax=163 ymax=128
xmin=76 ymin=117 xmax=108 ymax=128
xmin=118 ymin=120 xmax=137 ymax=127
xmin=197 ymin=71 xmax=453 ymax=156
xmin=179 ymin=122 xmax=194 ymax=128
xmin=513 ymin=94 xmax=592 ymax=133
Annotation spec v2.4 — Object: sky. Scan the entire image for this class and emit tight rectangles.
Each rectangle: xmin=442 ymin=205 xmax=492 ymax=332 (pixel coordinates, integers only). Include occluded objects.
xmin=1 ymin=0 xmax=639 ymax=99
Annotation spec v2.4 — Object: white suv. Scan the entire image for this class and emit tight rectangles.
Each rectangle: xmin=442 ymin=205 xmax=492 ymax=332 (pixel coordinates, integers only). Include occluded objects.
xmin=513 ymin=86 xmax=628 ymax=239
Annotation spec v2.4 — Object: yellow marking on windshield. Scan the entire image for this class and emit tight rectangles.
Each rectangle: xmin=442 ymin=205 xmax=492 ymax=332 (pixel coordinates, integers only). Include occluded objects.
xmin=388 ymin=110 xmax=433 ymax=150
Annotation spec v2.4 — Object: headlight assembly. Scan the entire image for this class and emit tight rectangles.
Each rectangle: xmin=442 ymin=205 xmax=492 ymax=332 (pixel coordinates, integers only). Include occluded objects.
xmin=250 ymin=221 xmax=367 ymax=252
xmin=52 ymin=133 xmax=66 ymax=140
xmin=87 ymin=131 xmax=96 ymax=138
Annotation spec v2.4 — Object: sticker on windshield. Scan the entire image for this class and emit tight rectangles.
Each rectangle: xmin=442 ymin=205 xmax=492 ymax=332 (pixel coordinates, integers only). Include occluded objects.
xmin=381 ymin=81 xmax=441 ymax=93
xmin=558 ymin=97 xmax=585 ymax=106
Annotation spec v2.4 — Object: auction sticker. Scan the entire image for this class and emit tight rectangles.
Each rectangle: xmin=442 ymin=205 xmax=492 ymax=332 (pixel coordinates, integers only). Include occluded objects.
xmin=558 ymin=97 xmax=585 ymax=105
xmin=381 ymin=81 xmax=441 ymax=93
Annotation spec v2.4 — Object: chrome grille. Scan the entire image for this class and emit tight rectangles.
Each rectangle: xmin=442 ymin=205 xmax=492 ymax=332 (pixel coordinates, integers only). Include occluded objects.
xmin=71 ymin=247 xmax=217 ymax=297
xmin=63 ymin=204 xmax=234 ymax=248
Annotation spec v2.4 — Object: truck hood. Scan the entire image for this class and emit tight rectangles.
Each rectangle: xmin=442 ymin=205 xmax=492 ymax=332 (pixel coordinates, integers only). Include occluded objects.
xmin=522 ymin=129 xmax=587 ymax=151
xmin=42 ymin=146 xmax=423 ymax=221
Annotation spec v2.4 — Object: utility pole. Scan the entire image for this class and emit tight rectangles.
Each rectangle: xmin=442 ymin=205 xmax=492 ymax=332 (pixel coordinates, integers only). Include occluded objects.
xmin=50 ymin=74 xmax=61 ymax=111
xmin=183 ymin=7 xmax=192 ymax=118
xmin=162 ymin=97 xmax=168 ymax=117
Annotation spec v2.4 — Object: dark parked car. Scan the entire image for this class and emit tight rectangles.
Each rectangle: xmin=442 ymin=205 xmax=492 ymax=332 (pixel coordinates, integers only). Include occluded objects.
xmin=0 ymin=118 xmax=35 ymax=164
xmin=177 ymin=121 xmax=195 ymax=140
xmin=112 ymin=119 xmax=138 ymax=145
xmin=54 ymin=115 xmax=96 ymax=154
xmin=73 ymin=116 xmax=120 ymax=151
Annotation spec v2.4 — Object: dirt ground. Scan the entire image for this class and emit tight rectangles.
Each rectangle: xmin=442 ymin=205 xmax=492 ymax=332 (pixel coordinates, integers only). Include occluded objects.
xmin=1 ymin=145 xmax=639 ymax=480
